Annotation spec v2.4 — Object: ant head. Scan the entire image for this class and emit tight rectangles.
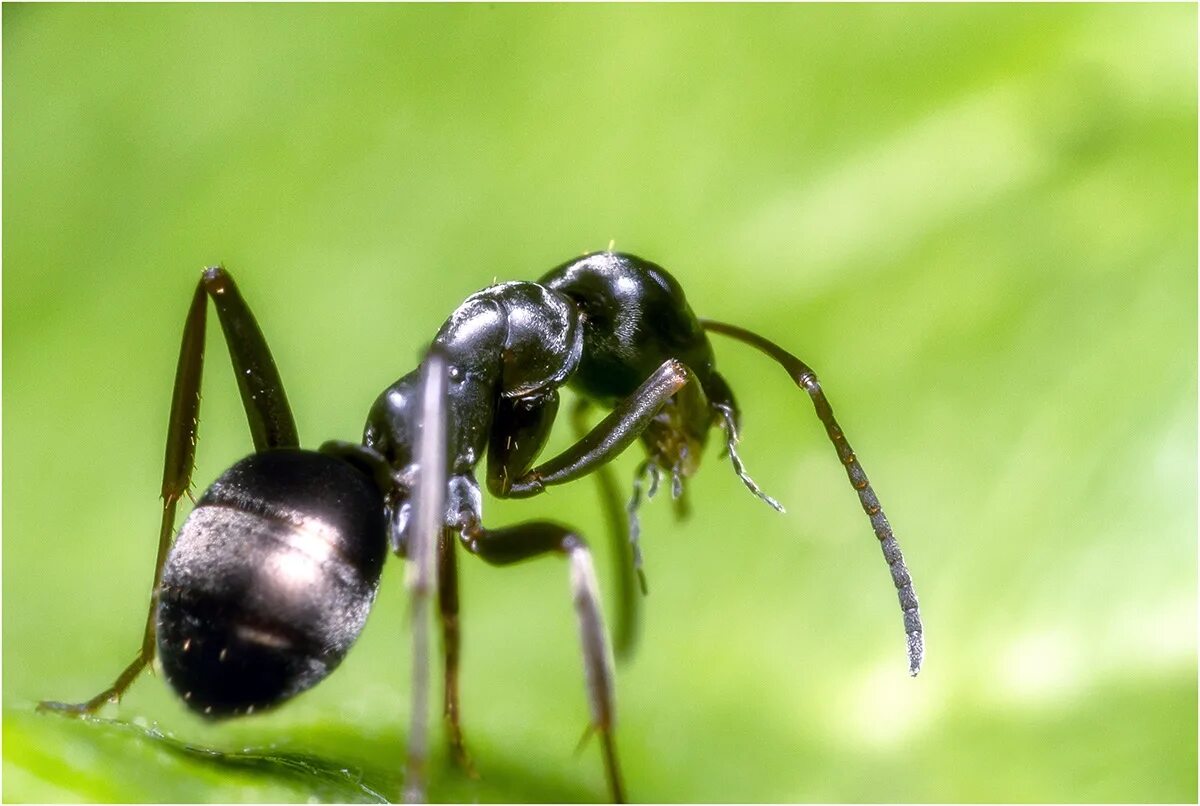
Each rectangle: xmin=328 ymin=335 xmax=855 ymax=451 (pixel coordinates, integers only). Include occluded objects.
xmin=156 ymin=449 xmax=387 ymax=717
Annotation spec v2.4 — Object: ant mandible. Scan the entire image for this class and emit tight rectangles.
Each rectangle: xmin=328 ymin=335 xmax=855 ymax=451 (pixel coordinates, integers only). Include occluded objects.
xmin=39 ymin=251 xmax=924 ymax=803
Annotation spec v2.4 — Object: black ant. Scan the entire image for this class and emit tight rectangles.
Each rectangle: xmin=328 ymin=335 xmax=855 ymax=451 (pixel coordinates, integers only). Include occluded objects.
xmin=39 ymin=251 xmax=923 ymax=803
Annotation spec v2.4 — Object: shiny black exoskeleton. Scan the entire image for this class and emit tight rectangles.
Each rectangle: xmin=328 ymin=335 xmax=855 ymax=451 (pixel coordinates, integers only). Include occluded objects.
xmin=156 ymin=450 xmax=386 ymax=716
xmin=364 ymin=254 xmax=739 ymax=558
xmin=40 ymin=252 xmax=923 ymax=804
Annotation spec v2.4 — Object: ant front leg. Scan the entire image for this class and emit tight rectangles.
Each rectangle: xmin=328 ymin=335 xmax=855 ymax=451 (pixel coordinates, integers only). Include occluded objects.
xmin=499 ymin=359 xmax=692 ymax=497
xmin=487 ymin=362 xmax=694 ymax=659
xmin=485 ymin=390 xmax=562 ymax=499
xmin=39 ymin=267 xmax=299 ymax=716
xmin=459 ymin=516 xmax=625 ymax=804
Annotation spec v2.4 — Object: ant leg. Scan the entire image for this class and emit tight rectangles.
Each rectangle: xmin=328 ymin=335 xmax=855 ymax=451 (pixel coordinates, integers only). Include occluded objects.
xmin=485 ymin=391 xmax=561 ymax=499
xmin=403 ymin=351 xmax=449 ymax=804
xmin=487 ymin=393 xmax=643 ymax=657
xmin=571 ymin=399 xmax=641 ymax=661
xmin=502 ymin=358 xmax=693 ymax=497
xmin=489 ymin=361 xmax=699 ymax=658
xmin=437 ymin=525 xmax=476 ymax=776
xmin=202 ymin=267 xmax=299 ymax=451
xmin=39 ymin=267 xmax=299 ymax=715
xmin=700 ymin=319 xmax=924 ymax=677
xmin=460 ymin=517 xmax=625 ymax=804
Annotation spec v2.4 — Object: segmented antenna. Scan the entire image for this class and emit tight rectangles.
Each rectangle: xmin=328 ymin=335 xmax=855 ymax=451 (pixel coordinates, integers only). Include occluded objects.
xmin=701 ymin=320 xmax=924 ymax=677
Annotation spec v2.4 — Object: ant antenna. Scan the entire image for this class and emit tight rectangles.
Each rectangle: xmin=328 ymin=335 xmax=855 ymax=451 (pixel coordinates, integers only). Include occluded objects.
xmin=701 ymin=320 xmax=924 ymax=677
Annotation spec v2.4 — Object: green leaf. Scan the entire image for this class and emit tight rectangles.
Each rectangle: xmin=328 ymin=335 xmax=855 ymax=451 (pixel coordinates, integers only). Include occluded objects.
xmin=5 ymin=3 xmax=1195 ymax=802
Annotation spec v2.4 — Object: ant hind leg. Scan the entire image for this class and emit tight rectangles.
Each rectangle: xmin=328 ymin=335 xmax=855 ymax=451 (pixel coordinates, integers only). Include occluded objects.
xmin=571 ymin=399 xmax=644 ymax=661
xmin=38 ymin=267 xmax=299 ymax=716
xmin=403 ymin=351 xmax=449 ymax=802
xmin=437 ymin=526 xmax=477 ymax=777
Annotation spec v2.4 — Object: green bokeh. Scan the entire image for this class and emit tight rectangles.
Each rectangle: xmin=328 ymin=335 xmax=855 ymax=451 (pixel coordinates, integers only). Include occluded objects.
xmin=4 ymin=4 xmax=1195 ymax=803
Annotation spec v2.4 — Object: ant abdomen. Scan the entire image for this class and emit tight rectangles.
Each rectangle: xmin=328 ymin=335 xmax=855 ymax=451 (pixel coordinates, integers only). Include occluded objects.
xmin=155 ymin=450 xmax=386 ymax=717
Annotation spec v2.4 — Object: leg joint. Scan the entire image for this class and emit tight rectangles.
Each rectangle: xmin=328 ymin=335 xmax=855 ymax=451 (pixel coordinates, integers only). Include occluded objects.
xmin=201 ymin=264 xmax=230 ymax=291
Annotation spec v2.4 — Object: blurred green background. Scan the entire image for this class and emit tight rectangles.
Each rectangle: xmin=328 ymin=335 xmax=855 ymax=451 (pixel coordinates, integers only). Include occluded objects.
xmin=4 ymin=4 xmax=1195 ymax=803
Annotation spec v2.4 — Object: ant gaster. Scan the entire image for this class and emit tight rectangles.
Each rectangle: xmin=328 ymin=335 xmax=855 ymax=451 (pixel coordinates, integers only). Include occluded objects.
xmin=40 ymin=252 xmax=924 ymax=803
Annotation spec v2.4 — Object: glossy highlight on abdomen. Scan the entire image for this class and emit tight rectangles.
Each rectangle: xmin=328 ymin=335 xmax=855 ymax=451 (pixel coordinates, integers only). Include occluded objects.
xmin=155 ymin=450 xmax=386 ymax=717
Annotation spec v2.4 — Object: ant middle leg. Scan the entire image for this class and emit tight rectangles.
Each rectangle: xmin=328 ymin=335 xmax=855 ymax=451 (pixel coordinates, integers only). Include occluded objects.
xmin=570 ymin=399 xmax=641 ymax=661
xmin=459 ymin=516 xmax=625 ymax=804
xmin=38 ymin=267 xmax=299 ymax=716
xmin=488 ymin=358 xmax=700 ymax=664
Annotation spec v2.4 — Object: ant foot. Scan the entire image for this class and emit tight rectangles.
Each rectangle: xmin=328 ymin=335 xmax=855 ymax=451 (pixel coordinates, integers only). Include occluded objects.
xmin=36 ymin=691 xmax=113 ymax=717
